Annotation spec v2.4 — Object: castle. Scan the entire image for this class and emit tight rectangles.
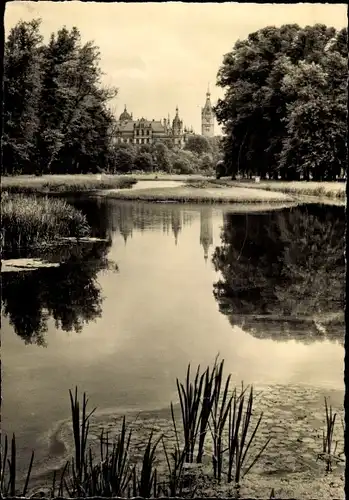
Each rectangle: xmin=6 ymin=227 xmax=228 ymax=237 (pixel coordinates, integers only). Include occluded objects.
xmin=114 ymin=89 xmax=215 ymax=147
xmin=201 ymin=87 xmax=214 ymax=137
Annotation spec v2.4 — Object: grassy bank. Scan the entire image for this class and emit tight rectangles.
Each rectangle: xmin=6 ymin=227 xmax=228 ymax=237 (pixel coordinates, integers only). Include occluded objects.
xmin=1 ymin=174 xmax=136 ymax=195
xmin=102 ymin=184 xmax=294 ymax=204
xmin=1 ymin=194 xmax=90 ymax=252
xmin=1 ymin=358 xmax=344 ymax=499
xmin=207 ymin=179 xmax=346 ymax=200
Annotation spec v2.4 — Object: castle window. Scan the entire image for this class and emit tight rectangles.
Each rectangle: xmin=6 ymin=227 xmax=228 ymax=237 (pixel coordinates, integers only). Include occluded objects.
xmin=141 ymin=129 xmax=144 ymax=136
xmin=147 ymin=130 xmax=150 ymax=136
xmin=136 ymin=139 xmax=139 ymax=144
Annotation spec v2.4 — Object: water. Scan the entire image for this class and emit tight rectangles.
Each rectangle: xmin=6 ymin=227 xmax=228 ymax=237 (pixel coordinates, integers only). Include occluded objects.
xmin=1 ymin=199 xmax=345 ymax=482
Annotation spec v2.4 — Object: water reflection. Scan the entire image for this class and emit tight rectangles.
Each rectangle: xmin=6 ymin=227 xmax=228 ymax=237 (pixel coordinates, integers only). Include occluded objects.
xmin=1 ymin=241 xmax=114 ymax=346
xmin=212 ymin=204 xmax=345 ymax=344
xmin=73 ymin=198 xmax=213 ymax=260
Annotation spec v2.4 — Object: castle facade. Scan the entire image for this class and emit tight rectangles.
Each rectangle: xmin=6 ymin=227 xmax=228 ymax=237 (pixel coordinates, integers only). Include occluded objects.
xmin=113 ymin=90 xmax=215 ymax=147
xmin=114 ymin=106 xmax=194 ymax=148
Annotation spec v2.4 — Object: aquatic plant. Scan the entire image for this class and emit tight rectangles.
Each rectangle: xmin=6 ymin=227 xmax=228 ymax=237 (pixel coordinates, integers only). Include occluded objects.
xmin=1 ymin=194 xmax=90 ymax=252
xmin=210 ymin=359 xmax=233 ymax=481
xmin=317 ymin=397 xmax=345 ymax=472
xmin=226 ymin=385 xmax=271 ymax=484
xmin=176 ymin=363 xmax=206 ymax=463
xmin=0 ymin=434 xmax=34 ymax=497
xmin=160 ymin=403 xmax=187 ymax=497
xmin=131 ymin=432 xmax=160 ymax=498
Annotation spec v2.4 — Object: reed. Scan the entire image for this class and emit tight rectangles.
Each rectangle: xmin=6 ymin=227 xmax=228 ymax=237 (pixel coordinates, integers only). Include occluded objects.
xmin=131 ymin=432 xmax=161 ymax=498
xmin=226 ymin=386 xmax=271 ymax=484
xmin=68 ymin=387 xmax=96 ymax=494
xmin=0 ymin=434 xmax=34 ymax=497
xmin=317 ymin=397 xmax=345 ymax=472
xmin=161 ymin=403 xmax=187 ymax=497
xmin=209 ymin=359 xmax=233 ymax=481
xmin=1 ymin=194 xmax=90 ymax=251
xmin=176 ymin=364 xmax=206 ymax=463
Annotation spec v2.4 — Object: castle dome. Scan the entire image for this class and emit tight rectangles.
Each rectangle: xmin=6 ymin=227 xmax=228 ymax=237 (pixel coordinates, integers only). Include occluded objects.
xmin=119 ymin=105 xmax=132 ymax=121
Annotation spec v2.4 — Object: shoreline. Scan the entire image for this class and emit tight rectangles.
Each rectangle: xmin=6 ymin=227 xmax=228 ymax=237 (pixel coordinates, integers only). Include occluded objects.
xmin=1 ymin=175 xmax=345 ymax=203
xmin=26 ymin=382 xmax=344 ymax=499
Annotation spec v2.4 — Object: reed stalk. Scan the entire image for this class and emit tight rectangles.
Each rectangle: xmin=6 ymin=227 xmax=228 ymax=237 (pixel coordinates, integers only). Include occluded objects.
xmin=227 ymin=385 xmax=271 ymax=484
xmin=0 ymin=434 xmax=34 ymax=497
xmin=209 ymin=359 xmax=233 ymax=481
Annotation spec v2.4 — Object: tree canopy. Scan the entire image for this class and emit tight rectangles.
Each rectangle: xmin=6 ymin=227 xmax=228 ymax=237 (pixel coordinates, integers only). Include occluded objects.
xmin=214 ymin=24 xmax=347 ymax=180
xmin=3 ymin=19 xmax=116 ymax=175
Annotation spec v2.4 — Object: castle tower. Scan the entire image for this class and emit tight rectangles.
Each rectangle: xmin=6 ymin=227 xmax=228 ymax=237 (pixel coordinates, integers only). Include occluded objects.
xmin=201 ymin=85 xmax=214 ymax=137
xmin=172 ymin=106 xmax=184 ymax=147
xmin=200 ymin=206 xmax=213 ymax=263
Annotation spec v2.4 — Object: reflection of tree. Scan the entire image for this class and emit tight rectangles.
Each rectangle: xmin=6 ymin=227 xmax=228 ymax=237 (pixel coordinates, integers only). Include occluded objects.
xmin=1 ymin=241 xmax=113 ymax=347
xmin=212 ymin=204 xmax=345 ymax=344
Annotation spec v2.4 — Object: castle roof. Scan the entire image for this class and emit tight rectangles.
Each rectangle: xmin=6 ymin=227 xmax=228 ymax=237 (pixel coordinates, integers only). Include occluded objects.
xmin=119 ymin=105 xmax=132 ymax=121
xmin=116 ymin=118 xmax=166 ymax=134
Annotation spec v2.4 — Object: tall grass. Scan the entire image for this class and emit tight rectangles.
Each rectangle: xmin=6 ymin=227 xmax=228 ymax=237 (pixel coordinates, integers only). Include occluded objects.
xmin=1 ymin=175 xmax=136 ymax=194
xmin=1 ymin=194 xmax=90 ymax=252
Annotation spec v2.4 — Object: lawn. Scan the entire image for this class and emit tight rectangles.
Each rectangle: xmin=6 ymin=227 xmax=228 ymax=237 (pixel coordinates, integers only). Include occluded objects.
xmin=102 ymin=184 xmax=294 ymax=204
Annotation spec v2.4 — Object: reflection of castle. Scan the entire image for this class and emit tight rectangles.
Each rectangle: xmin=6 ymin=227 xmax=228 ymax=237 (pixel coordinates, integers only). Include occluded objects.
xmin=106 ymin=204 xmax=215 ymax=259
xmin=114 ymin=106 xmax=194 ymax=148
xmin=107 ymin=204 xmax=197 ymax=245
xmin=200 ymin=207 xmax=213 ymax=262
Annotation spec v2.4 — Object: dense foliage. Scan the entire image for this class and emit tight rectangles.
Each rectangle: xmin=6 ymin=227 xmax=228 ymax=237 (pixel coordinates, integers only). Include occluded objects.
xmin=108 ymin=135 xmax=223 ymax=175
xmin=3 ymin=19 xmax=116 ymax=175
xmin=215 ymin=24 xmax=348 ymax=180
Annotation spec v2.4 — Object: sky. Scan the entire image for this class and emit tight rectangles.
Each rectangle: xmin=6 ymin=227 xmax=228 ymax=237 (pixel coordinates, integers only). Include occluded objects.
xmin=5 ymin=2 xmax=347 ymax=134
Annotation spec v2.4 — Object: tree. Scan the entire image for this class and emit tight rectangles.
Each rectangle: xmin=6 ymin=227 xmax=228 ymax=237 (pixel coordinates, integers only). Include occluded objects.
xmin=35 ymin=26 xmax=116 ymax=174
xmin=3 ymin=20 xmax=117 ymax=175
xmin=134 ymin=151 xmax=153 ymax=172
xmin=152 ymin=142 xmax=172 ymax=172
xmin=184 ymin=134 xmax=212 ymax=156
xmin=200 ymin=153 xmax=214 ymax=172
xmin=114 ymin=146 xmax=135 ymax=173
xmin=3 ymin=19 xmax=43 ymax=174
xmin=214 ymin=24 xmax=347 ymax=181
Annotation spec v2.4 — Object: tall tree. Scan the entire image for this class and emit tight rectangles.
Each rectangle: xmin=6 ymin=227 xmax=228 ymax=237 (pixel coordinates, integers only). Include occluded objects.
xmin=215 ymin=24 xmax=347 ymax=181
xmin=3 ymin=19 xmax=43 ymax=174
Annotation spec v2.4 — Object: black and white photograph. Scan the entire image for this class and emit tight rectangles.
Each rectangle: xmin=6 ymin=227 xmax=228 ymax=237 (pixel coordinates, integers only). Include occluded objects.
xmin=1 ymin=2 xmax=347 ymax=499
